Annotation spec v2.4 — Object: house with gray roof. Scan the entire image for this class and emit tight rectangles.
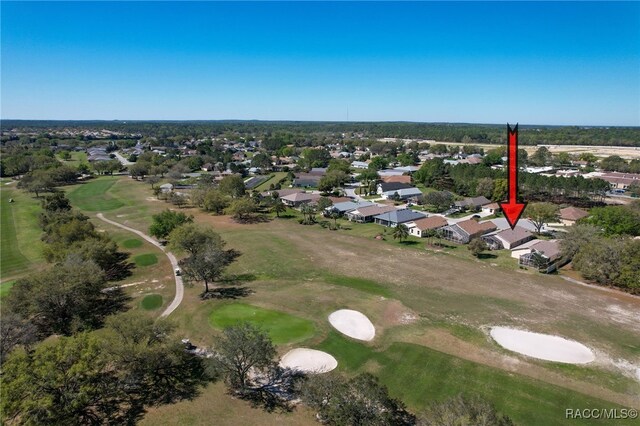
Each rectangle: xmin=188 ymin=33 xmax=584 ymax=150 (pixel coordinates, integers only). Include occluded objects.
xmin=483 ymin=226 xmax=534 ymax=250
xmin=324 ymin=201 xmax=374 ymax=216
xmin=373 ymin=209 xmax=426 ymax=227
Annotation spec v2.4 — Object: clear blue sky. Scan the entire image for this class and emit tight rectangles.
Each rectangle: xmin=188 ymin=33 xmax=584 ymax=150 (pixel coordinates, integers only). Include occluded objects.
xmin=2 ymin=1 xmax=639 ymax=125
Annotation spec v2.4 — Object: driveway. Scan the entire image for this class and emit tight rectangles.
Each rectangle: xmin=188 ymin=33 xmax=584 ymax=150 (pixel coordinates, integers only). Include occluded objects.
xmin=114 ymin=152 xmax=134 ymax=166
xmin=96 ymin=213 xmax=183 ymax=318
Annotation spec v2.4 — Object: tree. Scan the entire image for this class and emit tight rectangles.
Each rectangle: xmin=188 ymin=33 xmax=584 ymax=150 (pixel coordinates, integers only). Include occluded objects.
xmin=393 ymin=224 xmax=410 ymax=242
xmin=327 ymin=159 xmax=351 ymax=173
xmin=202 ymin=189 xmax=230 ymax=214
xmin=476 ymin=177 xmax=494 ymax=199
xmin=179 ymin=242 xmax=241 ymax=293
xmin=600 ymin=155 xmax=628 ymax=172
xmin=17 ymin=170 xmax=55 ymax=198
xmin=424 ymin=191 xmax=453 ymax=212
xmin=492 ymin=178 xmax=508 ymax=202
xmin=419 ymin=394 xmax=514 ymax=426
xmin=214 ymin=323 xmax=276 ymax=393
xmin=218 ymin=175 xmax=246 ymax=198
xmin=573 ymin=237 xmax=624 ymax=286
xmin=300 ymin=372 xmax=415 ymax=426
xmin=616 ymin=239 xmax=640 ymax=293
xmin=356 ymin=169 xmax=379 ymax=195
xmin=468 ymin=238 xmax=488 ymax=257
xmin=169 ymin=223 xmax=223 ymax=257
xmin=317 ymin=196 xmax=333 ymax=212
xmin=368 ymin=156 xmax=389 ymax=171
xmin=149 ymin=210 xmax=193 ymax=240
xmin=559 ymin=224 xmax=601 ymax=262
xmin=250 ymin=152 xmax=272 ymax=169
xmin=6 ymin=258 xmax=126 ymax=337
xmin=300 ymin=203 xmax=317 ymax=225
xmin=318 ymin=171 xmax=349 ymax=193
xmin=0 ymin=313 xmax=37 ymax=365
xmin=525 ymin=202 xmax=558 ymax=233
xmin=129 ymin=162 xmax=150 ymax=180
xmin=586 ymin=205 xmax=640 ymax=236
xmin=146 ymin=175 xmax=161 ymax=188
xmin=0 ymin=333 xmax=124 ymax=425
xmin=529 ymin=146 xmax=551 ymax=166
xmin=271 ymin=201 xmax=286 ymax=218
xmin=226 ymin=197 xmax=258 ymax=222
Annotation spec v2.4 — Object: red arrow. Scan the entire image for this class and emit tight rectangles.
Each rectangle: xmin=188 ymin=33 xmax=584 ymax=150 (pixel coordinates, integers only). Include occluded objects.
xmin=499 ymin=124 xmax=527 ymax=229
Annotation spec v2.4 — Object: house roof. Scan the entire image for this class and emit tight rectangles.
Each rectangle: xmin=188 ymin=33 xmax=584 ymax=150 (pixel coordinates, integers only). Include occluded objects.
xmin=456 ymin=219 xmax=497 ymax=236
xmin=262 ymin=188 xmax=304 ymax=197
xmin=410 ymin=216 xmax=448 ymax=231
xmin=350 ymin=204 xmax=397 ymax=217
xmin=484 ymin=202 xmax=500 ymax=210
xmin=381 ymin=187 xmax=423 ymax=197
xmin=382 ymin=175 xmax=412 ymax=184
xmin=494 ymin=226 xmax=533 ymax=245
xmin=281 ymin=192 xmax=321 ymax=203
xmin=308 ymin=167 xmax=328 ymax=176
xmin=530 ymin=240 xmax=561 ymax=261
xmin=374 ymin=209 xmax=425 ymax=224
xmin=559 ymin=206 xmax=589 ymax=221
xmin=329 ymin=201 xmax=374 ymax=212
xmin=378 ymin=182 xmax=413 ymax=192
xmin=328 ymin=197 xmax=352 ymax=204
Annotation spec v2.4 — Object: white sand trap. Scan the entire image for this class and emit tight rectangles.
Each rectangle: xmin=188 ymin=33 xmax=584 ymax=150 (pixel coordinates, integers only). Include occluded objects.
xmin=280 ymin=348 xmax=337 ymax=373
xmin=328 ymin=309 xmax=375 ymax=341
xmin=490 ymin=327 xmax=595 ymax=364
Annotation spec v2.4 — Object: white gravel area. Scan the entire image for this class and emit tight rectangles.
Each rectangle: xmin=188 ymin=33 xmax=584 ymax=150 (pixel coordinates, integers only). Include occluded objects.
xmin=280 ymin=348 xmax=337 ymax=373
xmin=490 ymin=326 xmax=595 ymax=364
xmin=328 ymin=309 xmax=376 ymax=341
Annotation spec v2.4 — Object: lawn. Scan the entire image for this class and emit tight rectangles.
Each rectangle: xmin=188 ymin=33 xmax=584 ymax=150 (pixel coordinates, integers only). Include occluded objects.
xmin=122 ymin=238 xmax=143 ymax=248
xmin=323 ymin=274 xmax=393 ymax=298
xmin=317 ymin=332 xmax=635 ymax=426
xmin=253 ymin=172 xmax=287 ymax=192
xmin=0 ymin=187 xmax=45 ymax=279
xmin=134 ymin=253 xmax=159 ymax=267
xmin=0 ymin=280 xmax=16 ymax=299
xmin=58 ymin=151 xmax=88 ymax=167
xmin=141 ymin=294 xmax=163 ymax=310
xmin=67 ymin=177 xmax=125 ymax=211
xmin=209 ymin=303 xmax=316 ymax=345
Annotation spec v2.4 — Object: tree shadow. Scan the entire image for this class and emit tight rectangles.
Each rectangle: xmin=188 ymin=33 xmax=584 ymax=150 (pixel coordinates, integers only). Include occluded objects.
xmin=201 ymin=287 xmax=254 ymax=300
xmin=235 ymin=215 xmax=270 ymax=224
xmin=477 ymin=253 xmax=498 ymax=259
xmin=399 ymin=240 xmax=419 ymax=246
xmin=219 ymin=273 xmax=257 ymax=285
xmin=237 ymin=367 xmax=304 ymax=413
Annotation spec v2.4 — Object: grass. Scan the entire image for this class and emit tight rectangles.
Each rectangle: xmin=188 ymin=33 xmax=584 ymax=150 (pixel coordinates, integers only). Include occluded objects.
xmin=317 ymin=333 xmax=634 ymax=426
xmin=67 ymin=176 xmax=125 ymax=211
xmin=134 ymin=253 xmax=159 ymax=267
xmin=140 ymin=294 xmax=163 ymax=310
xmin=253 ymin=172 xmax=287 ymax=192
xmin=323 ymin=274 xmax=393 ymax=298
xmin=0 ymin=280 xmax=16 ymax=299
xmin=58 ymin=151 xmax=87 ymax=167
xmin=209 ymin=303 xmax=316 ymax=345
xmin=0 ymin=187 xmax=46 ymax=279
xmin=122 ymin=238 xmax=143 ymax=248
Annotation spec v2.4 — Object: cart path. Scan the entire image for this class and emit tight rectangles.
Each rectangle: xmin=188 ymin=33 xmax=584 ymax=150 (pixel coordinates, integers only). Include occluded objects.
xmin=96 ymin=213 xmax=183 ymax=318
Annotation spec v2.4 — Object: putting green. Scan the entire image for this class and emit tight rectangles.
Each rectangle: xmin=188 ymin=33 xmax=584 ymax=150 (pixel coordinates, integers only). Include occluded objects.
xmin=122 ymin=238 xmax=143 ymax=249
xmin=140 ymin=294 xmax=163 ymax=310
xmin=134 ymin=253 xmax=158 ymax=267
xmin=209 ymin=303 xmax=316 ymax=344
xmin=67 ymin=177 xmax=124 ymax=211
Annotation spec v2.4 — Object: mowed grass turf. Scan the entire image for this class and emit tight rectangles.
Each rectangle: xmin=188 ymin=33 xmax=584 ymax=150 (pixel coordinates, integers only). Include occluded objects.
xmin=67 ymin=177 xmax=124 ymax=211
xmin=141 ymin=294 xmax=163 ymax=310
xmin=134 ymin=253 xmax=158 ymax=267
xmin=122 ymin=238 xmax=143 ymax=248
xmin=209 ymin=303 xmax=316 ymax=344
xmin=1 ymin=190 xmax=30 ymax=277
xmin=317 ymin=332 xmax=634 ymax=426
xmin=0 ymin=280 xmax=16 ymax=299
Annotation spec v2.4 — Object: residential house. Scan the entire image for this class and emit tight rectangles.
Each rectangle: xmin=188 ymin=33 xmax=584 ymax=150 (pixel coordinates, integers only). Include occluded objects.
xmin=261 ymin=188 xmax=304 ymax=198
xmin=483 ymin=226 xmax=534 ymax=250
xmin=351 ymin=161 xmax=369 ymax=169
xmin=595 ymin=172 xmax=640 ymax=190
xmin=382 ymin=175 xmax=412 ymax=184
xmin=482 ymin=203 xmax=500 ymax=215
xmin=518 ymin=240 xmax=562 ymax=273
xmin=454 ymin=196 xmax=491 ymax=211
xmin=280 ymin=192 xmax=321 ymax=208
xmin=376 ymin=182 xmax=413 ymax=195
xmin=346 ymin=204 xmax=397 ymax=223
xmin=393 ymin=166 xmax=420 ymax=174
xmin=380 ymin=187 xmax=423 ymax=201
xmin=201 ymin=163 xmax=215 ymax=172
xmin=309 ymin=167 xmax=328 ymax=176
xmin=293 ymin=173 xmax=322 ymax=187
xmin=441 ymin=219 xmax=497 ymax=244
xmin=378 ymin=169 xmax=406 ymax=177
xmin=373 ymin=209 xmax=426 ymax=227
xmin=324 ymin=201 xmax=374 ymax=217
xmin=406 ymin=216 xmax=448 ymax=238
xmin=558 ymin=206 xmax=589 ymax=226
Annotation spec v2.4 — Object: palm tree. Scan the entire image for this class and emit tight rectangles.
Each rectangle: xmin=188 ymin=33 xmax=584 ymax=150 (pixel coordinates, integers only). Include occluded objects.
xmin=272 ymin=201 xmax=286 ymax=218
xmin=392 ymin=224 xmax=410 ymax=243
xmin=330 ymin=211 xmax=340 ymax=229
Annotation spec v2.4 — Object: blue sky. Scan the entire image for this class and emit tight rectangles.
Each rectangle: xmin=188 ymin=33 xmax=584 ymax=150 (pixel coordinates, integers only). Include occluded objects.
xmin=2 ymin=1 xmax=639 ymax=125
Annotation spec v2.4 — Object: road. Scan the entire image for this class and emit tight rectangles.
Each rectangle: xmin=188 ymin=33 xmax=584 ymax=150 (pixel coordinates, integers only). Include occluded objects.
xmin=113 ymin=151 xmax=134 ymax=166
xmin=96 ymin=213 xmax=183 ymax=318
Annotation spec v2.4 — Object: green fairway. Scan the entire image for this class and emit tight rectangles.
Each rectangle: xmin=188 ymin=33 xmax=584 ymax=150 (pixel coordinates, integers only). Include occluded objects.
xmin=134 ymin=253 xmax=158 ymax=267
xmin=141 ymin=294 xmax=163 ymax=310
xmin=209 ymin=303 xmax=316 ymax=344
xmin=0 ymin=280 xmax=16 ymax=299
xmin=67 ymin=177 xmax=124 ymax=211
xmin=317 ymin=332 xmax=633 ymax=426
xmin=324 ymin=274 xmax=393 ymax=298
xmin=0 ymin=188 xmax=45 ymax=279
xmin=122 ymin=238 xmax=143 ymax=248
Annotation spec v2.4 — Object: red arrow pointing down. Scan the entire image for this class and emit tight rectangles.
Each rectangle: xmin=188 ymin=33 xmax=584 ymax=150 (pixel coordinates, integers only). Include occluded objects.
xmin=499 ymin=124 xmax=527 ymax=229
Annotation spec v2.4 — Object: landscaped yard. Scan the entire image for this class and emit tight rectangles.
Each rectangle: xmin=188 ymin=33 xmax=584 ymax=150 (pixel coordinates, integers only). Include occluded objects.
xmin=209 ymin=303 xmax=316 ymax=345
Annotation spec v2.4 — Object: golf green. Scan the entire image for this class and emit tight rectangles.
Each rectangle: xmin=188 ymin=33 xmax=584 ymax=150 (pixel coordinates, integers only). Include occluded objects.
xmin=140 ymin=294 xmax=163 ymax=310
xmin=134 ymin=253 xmax=158 ymax=267
xmin=209 ymin=303 xmax=316 ymax=344
xmin=122 ymin=238 xmax=143 ymax=249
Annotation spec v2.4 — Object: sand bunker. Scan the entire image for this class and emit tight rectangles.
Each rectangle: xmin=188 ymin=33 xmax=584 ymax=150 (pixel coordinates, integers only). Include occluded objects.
xmin=490 ymin=327 xmax=595 ymax=364
xmin=280 ymin=348 xmax=337 ymax=373
xmin=328 ymin=309 xmax=375 ymax=341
